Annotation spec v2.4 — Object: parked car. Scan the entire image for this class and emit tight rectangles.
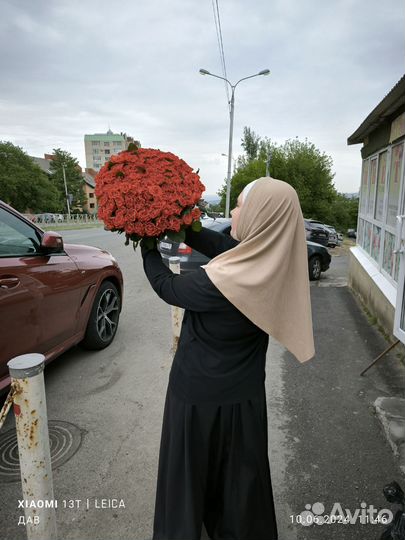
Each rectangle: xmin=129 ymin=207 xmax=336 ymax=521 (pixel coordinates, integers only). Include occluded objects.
xmin=337 ymin=232 xmax=343 ymax=242
xmin=303 ymin=219 xmax=329 ymax=247
xmin=35 ymin=213 xmax=64 ymax=223
xmin=158 ymin=218 xmax=331 ymax=281
xmin=0 ymin=200 xmax=123 ymax=392
xmin=347 ymin=229 xmax=357 ymax=238
xmin=323 ymin=224 xmax=338 ymax=248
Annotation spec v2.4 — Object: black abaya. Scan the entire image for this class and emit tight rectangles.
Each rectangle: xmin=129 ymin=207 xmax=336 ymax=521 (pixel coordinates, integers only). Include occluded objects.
xmin=142 ymin=228 xmax=279 ymax=540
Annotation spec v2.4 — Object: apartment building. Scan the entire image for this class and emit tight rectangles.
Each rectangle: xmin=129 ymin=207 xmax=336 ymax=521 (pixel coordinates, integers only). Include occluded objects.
xmin=84 ymin=129 xmax=134 ymax=172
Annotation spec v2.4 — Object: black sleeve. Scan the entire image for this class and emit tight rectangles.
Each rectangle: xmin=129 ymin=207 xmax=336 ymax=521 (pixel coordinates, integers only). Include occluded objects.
xmin=184 ymin=226 xmax=239 ymax=259
xmin=141 ymin=248 xmax=227 ymax=311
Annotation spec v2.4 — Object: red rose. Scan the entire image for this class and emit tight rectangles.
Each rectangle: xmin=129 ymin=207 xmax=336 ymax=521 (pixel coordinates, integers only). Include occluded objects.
xmin=144 ymin=222 xmax=160 ymax=237
xmin=95 ymin=147 xmax=205 ymax=242
xmin=183 ymin=212 xmax=193 ymax=226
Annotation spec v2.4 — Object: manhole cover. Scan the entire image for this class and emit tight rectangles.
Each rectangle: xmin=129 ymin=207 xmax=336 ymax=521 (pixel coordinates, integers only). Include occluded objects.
xmin=0 ymin=420 xmax=83 ymax=483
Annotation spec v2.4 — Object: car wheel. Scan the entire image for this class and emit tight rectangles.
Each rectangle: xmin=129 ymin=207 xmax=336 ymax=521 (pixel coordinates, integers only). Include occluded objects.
xmin=81 ymin=280 xmax=121 ymax=350
xmin=309 ymin=256 xmax=322 ymax=281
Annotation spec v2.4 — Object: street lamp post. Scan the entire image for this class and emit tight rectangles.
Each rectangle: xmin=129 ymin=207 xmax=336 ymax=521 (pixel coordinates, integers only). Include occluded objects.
xmin=200 ymin=68 xmax=270 ymax=217
xmin=61 ymin=163 xmax=71 ymax=219
xmin=221 ymin=153 xmax=237 ymax=173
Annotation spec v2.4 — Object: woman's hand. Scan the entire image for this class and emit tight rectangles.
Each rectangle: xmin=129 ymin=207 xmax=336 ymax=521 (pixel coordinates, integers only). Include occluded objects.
xmin=140 ymin=237 xmax=158 ymax=256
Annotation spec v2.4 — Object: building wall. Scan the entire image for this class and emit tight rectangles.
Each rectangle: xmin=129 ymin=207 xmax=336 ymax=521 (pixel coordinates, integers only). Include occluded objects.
xmin=348 ymin=251 xmax=405 ymax=357
xmin=83 ymin=183 xmax=97 ymax=214
xmin=84 ymin=131 xmax=134 ymax=172
xmin=350 ymin=109 xmax=405 ymax=348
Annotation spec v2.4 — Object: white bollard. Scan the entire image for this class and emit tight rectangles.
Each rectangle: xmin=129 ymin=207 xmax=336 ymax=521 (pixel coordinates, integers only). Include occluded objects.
xmin=7 ymin=354 xmax=57 ymax=540
xmin=169 ymin=256 xmax=184 ymax=352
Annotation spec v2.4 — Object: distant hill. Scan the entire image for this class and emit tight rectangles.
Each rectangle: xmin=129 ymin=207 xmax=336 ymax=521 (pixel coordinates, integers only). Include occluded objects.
xmin=342 ymin=192 xmax=359 ymax=199
xmin=203 ymin=194 xmax=221 ymax=205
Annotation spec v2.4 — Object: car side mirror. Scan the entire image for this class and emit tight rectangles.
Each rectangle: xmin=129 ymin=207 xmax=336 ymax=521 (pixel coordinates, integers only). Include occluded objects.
xmin=41 ymin=231 xmax=64 ymax=253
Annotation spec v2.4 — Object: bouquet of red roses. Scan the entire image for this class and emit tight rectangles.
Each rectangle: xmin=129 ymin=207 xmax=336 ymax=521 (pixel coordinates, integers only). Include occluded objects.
xmin=95 ymin=145 xmax=205 ymax=249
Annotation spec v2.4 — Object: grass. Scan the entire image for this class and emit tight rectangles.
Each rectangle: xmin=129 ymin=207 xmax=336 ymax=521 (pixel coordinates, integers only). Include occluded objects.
xmin=41 ymin=223 xmax=104 ymax=231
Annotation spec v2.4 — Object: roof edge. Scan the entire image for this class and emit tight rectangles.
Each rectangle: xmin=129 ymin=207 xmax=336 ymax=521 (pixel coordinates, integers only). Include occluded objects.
xmin=348 ymin=75 xmax=405 ymax=145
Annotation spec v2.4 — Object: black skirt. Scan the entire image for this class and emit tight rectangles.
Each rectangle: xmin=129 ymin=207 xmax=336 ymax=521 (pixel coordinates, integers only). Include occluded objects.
xmin=152 ymin=383 xmax=279 ymax=540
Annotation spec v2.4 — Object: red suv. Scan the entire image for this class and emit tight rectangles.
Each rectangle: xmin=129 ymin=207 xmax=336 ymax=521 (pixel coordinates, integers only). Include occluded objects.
xmin=0 ymin=201 xmax=123 ymax=392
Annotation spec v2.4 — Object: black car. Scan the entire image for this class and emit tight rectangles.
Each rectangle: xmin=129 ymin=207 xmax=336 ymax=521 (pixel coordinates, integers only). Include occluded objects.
xmin=304 ymin=219 xmax=329 ymax=247
xmin=159 ymin=218 xmax=331 ymax=280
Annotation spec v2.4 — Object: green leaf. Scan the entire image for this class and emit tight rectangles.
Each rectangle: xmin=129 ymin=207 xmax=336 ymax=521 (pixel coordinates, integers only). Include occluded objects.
xmin=167 ymin=230 xmax=186 ymax=243
xmin=127 ymin=142 xmax=140 ymax=152
xmin=191 ymin=220 xmax=202 ymax=232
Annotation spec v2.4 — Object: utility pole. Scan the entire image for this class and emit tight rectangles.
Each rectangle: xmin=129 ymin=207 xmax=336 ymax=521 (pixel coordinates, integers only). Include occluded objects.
xmin=62 ymin=163 xmax=71 ymax=219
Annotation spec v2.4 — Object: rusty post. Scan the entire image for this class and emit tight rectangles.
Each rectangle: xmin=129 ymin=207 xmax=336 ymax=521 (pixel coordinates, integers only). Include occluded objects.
xmin=169 ymin=256 xmax=184 ymax=352
xmin=7 ymin=353 xmax=57 ymax=540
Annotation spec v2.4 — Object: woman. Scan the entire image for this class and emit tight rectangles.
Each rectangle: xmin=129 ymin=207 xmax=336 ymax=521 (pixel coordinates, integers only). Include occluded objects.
xmin=141 ymin=177 xmax=315 ymax=540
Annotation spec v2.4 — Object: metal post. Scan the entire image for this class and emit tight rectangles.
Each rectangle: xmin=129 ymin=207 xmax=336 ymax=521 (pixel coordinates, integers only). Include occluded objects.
xmin=225 ymin=88 xmax=235 ymax=219
xmin=7 ymin=354 xmax=57 ymax=540
xmin=169 ymin=257 xmax=184 ymax=351
xmin=62 ymin=164 xmax=71 ymax=219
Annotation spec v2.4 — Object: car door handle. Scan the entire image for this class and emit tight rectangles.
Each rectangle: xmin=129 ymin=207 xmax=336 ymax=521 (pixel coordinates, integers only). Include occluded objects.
xmin=0 ymin=276 xmax=20 ymax=289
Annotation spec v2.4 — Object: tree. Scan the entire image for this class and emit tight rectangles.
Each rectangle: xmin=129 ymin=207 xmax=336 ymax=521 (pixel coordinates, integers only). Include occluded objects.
xmin=240 ymin=127 xmax=261 ymax=163
xmin=49 ymin=149 xmax=87 ymax=212
xmin=0 ymin=141 xmax=60 ymax=212
xmin=217 ymin=128 xmax=358 ymax=231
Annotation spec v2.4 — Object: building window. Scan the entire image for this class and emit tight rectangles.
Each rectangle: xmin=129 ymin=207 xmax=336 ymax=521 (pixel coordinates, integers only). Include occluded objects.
xmin=93 ymin=149 xmax=99 ymax=155
xmin=387 ymin=142 xmax=404 ymax=227
xmin=383 ymin=230 xmax=396 ymax=276
xmin=105 ymin=149 xmax=110 ymax=155
xmin=358 ymin=141 xmax=405 ymax=284
xmin=92 ymin=141 xmax=100 ymax=146
xmin=114 ymin=141 xmax=122 ymax=147
xmin=360 ymin=160 xmax=369 ymax=215
xmin=90 ymin=203 xmax=95 ymax=209
xmin=104 ymin=142 xmax=110 ymax=147
xmin=363 ymin=221 xmax=372 ymax=254
xmin=374 ymin=151 xmax=387 ymax=222
xmin=371 ymin=224 xmax=381 ymax=260
xmin=89 ymin=193 xmax=94 ymax=198
xmin=367 ymin=157 xmax=377 ymax=217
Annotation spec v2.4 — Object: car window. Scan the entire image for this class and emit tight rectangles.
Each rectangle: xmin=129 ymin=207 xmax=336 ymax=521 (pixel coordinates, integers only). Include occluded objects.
xmin=0 ymin=208 xmax=42 ymax=257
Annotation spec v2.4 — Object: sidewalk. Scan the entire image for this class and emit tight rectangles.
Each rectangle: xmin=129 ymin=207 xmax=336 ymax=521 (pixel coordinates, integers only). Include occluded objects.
xmin=267 ymin=278 xmax=405 ymax=540
xmin=0 ymin=246 xmax=404 ymax=540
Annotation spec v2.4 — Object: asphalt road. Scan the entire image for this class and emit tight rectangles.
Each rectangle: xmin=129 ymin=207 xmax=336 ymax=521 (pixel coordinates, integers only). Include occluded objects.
xmin=0 ymin=229 xmax=404 ymax=540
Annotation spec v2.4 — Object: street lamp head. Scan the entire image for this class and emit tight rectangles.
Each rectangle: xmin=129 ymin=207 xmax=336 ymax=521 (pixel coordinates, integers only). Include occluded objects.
xmin=199 ymin=68 xmax=211 ymax=75
xmin=258 ymin=69 xmax=270 ymax=76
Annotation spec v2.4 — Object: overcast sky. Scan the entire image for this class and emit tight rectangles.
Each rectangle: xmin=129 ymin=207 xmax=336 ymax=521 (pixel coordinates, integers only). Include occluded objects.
xmin=0 ymin=0 xmax=403 ymax=197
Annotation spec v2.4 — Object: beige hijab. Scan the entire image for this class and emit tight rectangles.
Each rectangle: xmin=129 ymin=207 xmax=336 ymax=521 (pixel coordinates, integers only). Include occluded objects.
xmin=203 ymin=177 xmax=315 ymax=363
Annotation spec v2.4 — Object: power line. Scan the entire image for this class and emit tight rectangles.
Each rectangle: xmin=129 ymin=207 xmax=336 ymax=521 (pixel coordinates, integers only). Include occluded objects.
xmin=211 ymin=0 xmax=230 ymax=112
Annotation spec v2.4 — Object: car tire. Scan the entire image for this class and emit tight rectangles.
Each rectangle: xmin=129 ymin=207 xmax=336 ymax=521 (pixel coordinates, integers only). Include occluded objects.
xmin=309 ymin=256 xmax=322 ymax=281
xmin=81 ymin=280 xmax=121 ymax=350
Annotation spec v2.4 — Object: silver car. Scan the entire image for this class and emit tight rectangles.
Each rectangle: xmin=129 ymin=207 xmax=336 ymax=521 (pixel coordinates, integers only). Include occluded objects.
xmin=323 ymin=224 xmax=338 ymax=248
